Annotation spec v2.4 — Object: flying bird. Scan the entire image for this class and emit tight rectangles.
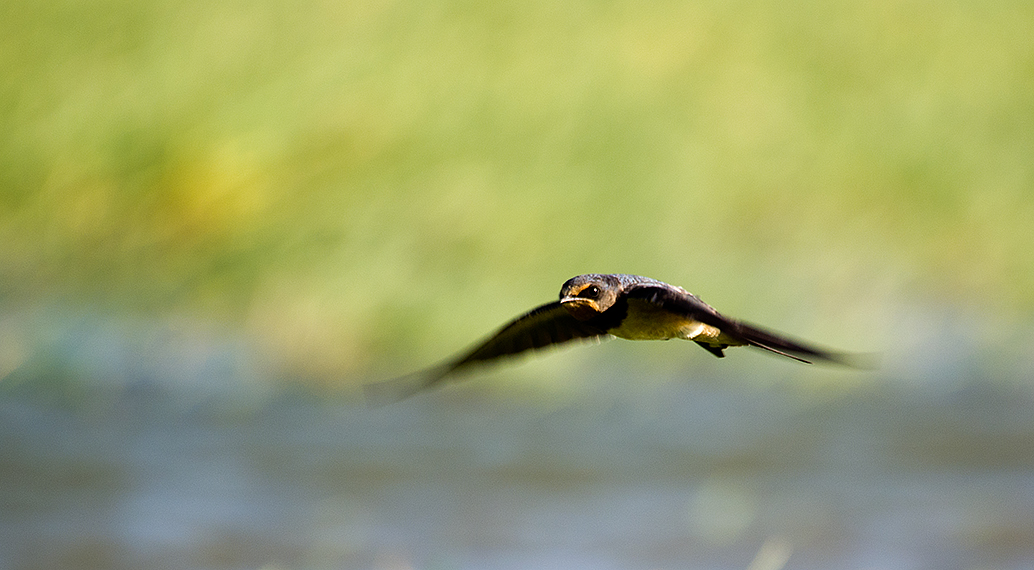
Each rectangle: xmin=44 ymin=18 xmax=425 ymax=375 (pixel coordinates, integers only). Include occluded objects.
xmin=365 ymin=274 xmax=863 ymax=404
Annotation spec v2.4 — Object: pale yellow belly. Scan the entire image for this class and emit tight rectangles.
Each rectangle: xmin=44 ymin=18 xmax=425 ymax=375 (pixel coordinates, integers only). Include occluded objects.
xmin=608 ymin=299 xmax=743 ymax=346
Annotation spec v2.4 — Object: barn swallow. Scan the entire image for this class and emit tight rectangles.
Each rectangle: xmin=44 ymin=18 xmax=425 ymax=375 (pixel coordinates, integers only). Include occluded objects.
xmin=365 ymin=274 xmax=863 ymax=404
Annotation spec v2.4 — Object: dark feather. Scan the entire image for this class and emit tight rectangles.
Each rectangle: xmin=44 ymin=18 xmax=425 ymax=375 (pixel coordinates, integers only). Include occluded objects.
xmin=447 ymin=302 xmax=607 ymax=370
xmin=364 ymin=302 xmax=607 ymax=405
xmin=731 ymin=321 xmax=860 ymax=365
xmin=624 ymin=283 xmax=858 ymax=366
xmin=623 ymin=284 xmax=727 ymax=326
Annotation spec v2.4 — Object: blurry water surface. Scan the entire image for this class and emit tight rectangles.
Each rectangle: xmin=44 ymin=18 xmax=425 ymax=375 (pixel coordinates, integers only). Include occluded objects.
xmin=2 ymin=314 xmax=1033 ymax=570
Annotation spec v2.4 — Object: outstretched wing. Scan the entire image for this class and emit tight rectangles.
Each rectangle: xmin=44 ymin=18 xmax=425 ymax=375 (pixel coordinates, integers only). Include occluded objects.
xmin=624 ymin=284 xmax=859 ymax=365
xmin=447 ymin=302 xmax=609 ymax=369
xmin=724 ymin=320 xmax=860 ymax=365
xmin=364 ymin=302 xmax=608 ymax=405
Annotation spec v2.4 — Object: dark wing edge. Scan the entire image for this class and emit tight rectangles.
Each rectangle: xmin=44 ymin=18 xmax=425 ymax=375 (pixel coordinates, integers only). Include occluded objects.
xmin=624 ymin=284 xmax=872 ymax=367
xmin=363 ymin=302 xmax=608 ymax=406
xmin=731 ymin=320 xmax=876 ymax=367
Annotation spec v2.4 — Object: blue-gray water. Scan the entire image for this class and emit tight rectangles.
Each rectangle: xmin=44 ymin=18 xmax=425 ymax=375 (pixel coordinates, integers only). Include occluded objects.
xmin=3 ymin=371 xmax=1034 ymax=570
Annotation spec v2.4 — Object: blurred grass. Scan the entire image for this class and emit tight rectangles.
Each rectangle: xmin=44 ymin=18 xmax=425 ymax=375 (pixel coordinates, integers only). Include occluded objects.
xmin=1 ymin=0 xmax=1032 ymax=385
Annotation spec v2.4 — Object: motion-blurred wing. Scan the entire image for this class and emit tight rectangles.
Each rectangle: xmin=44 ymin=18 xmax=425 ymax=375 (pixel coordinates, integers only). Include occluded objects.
xmin=364 ymin=302 xmax=608 ymax=405
xmin=447 ymin=301 xmax=608 ymax=370
xmin=624 ymin=284 xmax=860 ymax=365
xmin=726 ymin=321 xmax=859 ymax=365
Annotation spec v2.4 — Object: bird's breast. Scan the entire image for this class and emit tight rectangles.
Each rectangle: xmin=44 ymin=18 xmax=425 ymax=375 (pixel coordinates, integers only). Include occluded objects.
xmin=607 ymin=299 xmax=708 ymax=341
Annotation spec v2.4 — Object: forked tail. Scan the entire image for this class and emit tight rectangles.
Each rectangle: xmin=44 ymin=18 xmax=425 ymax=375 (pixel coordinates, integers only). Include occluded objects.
xmin=734 ymin=321 xmax=867 ymax=366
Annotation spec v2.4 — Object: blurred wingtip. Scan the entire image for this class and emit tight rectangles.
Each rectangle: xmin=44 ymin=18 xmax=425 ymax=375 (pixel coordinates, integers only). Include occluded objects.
xmin=362 ymin=373 xmax=425 ymax=408
xmin=362 ymin=365 xmax=451 ymax=408
xmin=840 ymin=351 xmax=881 ymax=370
xmin=810 ymin=349 xmax=880 ymax=370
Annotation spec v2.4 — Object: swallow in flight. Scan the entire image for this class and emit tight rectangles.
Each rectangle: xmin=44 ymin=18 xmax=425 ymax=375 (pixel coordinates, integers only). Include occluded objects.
xmin=365 ymin=274 xmax=863 ymax=404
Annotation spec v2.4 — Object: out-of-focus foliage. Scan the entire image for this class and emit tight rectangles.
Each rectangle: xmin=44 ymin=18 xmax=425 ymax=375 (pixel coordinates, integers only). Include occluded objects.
xmin=2 ymin=0 xmax=1032 ymax=384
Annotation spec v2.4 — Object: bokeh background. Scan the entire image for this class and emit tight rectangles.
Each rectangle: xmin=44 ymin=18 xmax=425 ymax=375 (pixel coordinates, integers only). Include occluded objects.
xmin=2 ymin=0 xmax=1033 ymax=568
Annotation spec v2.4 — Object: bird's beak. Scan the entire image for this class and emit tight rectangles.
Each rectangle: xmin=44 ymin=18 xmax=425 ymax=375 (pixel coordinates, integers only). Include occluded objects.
xmin=560 ymin=297 xmax=599 ymax=320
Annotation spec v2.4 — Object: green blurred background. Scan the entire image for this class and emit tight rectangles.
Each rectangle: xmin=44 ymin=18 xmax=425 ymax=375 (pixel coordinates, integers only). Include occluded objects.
xmin=2 ymin=0 xmax=1034 ymax=568
xmin=4 ymin=0 xmax=1032 ymax=388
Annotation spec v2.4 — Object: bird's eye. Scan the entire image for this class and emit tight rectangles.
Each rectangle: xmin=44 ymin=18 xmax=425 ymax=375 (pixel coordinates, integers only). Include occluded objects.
xmin=579 ymin=285 xmax=601 ymax=299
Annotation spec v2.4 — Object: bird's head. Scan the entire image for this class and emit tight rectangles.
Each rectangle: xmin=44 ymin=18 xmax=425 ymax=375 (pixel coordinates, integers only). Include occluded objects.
xmin=559 ymin=274 xmax=621 ymax=320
